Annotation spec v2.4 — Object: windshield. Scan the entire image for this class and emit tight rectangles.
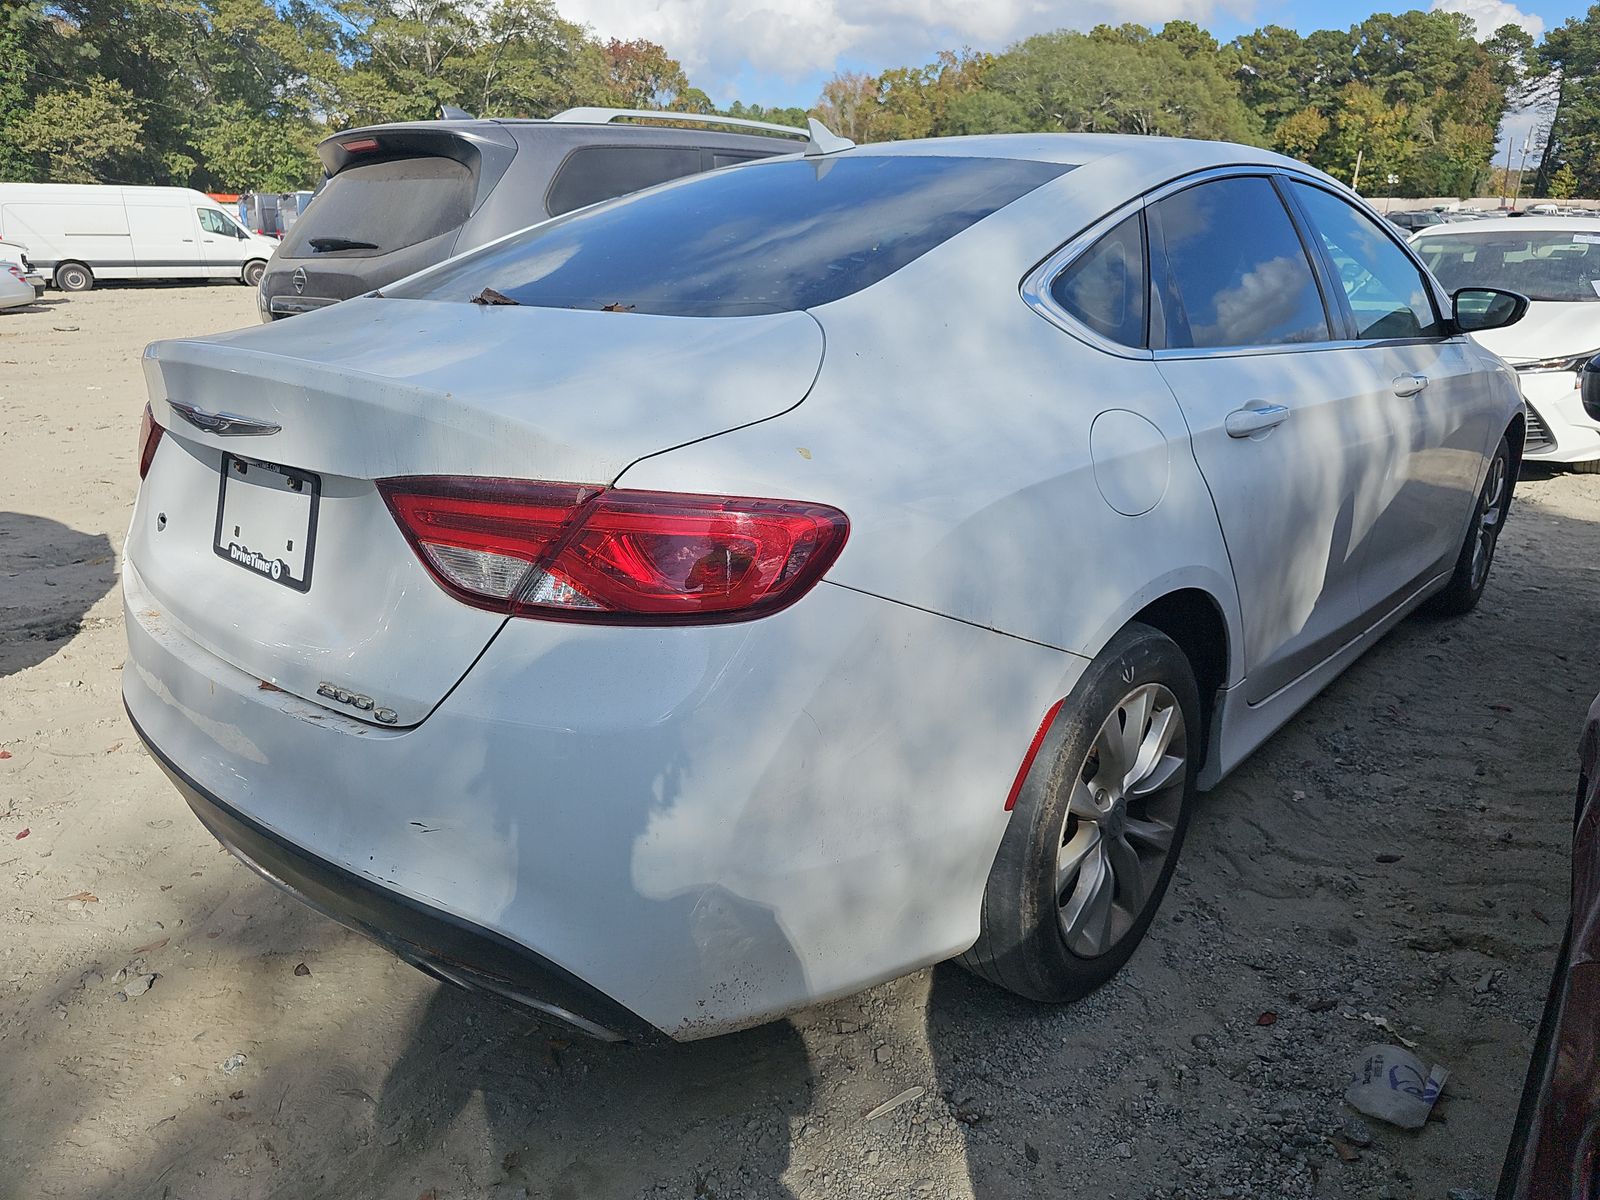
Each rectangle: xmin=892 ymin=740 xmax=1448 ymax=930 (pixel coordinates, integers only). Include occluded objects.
xmin=386 ymin=154 xmax=1073 ymax=316
xmin=1414 ymin=230 xmax=1600 ymax=302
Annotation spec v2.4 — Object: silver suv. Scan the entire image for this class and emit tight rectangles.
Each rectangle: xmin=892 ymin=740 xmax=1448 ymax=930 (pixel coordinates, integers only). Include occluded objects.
xmin=258 ymin=109 xmax=803 ymax=321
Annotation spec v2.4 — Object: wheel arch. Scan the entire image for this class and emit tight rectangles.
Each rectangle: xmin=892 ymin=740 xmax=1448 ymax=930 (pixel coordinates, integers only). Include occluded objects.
xmin=1126 ymin=586 xmax=1233 ymax=772
xmin=1506 ymin=409 xmax=1526 ymax=480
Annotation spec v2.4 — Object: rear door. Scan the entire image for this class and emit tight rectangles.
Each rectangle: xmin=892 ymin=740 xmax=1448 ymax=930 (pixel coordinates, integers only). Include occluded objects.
xmin=127 ymin=197 xmax=206 ymax=277
xmin=1150 ymin=173 xmax=1388 ymax=704
xmin=1284 ymin=180 xmax=1495 ymax=611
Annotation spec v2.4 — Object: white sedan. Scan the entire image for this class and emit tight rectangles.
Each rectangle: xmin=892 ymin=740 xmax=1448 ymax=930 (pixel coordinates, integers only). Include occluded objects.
xmin=124 ymin=132 xmax=1526 ymax=1040
xmin=1412 ymin=216 xmax=1600 ymax=471
xmin=0 ymin=262 xmax=33 ymax=310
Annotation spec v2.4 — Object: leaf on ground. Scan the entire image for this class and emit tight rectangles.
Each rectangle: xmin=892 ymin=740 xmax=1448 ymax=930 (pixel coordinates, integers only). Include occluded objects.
xmin=14 ymin=828 xmax=28 ymax=839
xmin=60 ymin=891 xmax=97 ymax=903
xmin=293 ymin=962 xmax=310 ymax=977
xmin=1256 ymin=1011 xmax=1278 ymax=1026
xmin=132 ymin=937 xmax=169 ymax=954
xmin=0 ymin=749 xmax=12 ymax=759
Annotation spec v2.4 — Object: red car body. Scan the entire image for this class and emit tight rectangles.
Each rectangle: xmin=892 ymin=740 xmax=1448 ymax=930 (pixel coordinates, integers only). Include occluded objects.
xmin=1500 ymin=693 xmax=1600 ymax=1198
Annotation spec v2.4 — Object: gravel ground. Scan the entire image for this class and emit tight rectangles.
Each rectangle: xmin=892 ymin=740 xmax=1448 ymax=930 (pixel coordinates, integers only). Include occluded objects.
xmin=0 ymin=283 xmax=1592 ymax=1200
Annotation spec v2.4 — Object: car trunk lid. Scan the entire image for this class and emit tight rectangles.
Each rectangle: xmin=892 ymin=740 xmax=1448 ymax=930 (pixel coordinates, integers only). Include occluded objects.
xmin=131 ymin=297 xmax=824 ymax=726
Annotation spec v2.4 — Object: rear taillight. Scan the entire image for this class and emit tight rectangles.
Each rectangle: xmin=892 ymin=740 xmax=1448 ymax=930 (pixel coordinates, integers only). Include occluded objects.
xmin=378 ymin=477 xmax=849 ymax=624
xmin=138 ymin=403 xmax=164 ymax=480
xmin=341 ymin=137 xmax=380 ymax=154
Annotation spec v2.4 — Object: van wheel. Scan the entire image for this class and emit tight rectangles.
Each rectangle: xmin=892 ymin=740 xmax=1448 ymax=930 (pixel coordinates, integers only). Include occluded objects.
xmin=960 ymin=623 xmax=1200 ymax=1003
xmin=55 ymin=262 xmax=93 ymax=292
xmin=242 ymin=260 xmax=267 ymax=288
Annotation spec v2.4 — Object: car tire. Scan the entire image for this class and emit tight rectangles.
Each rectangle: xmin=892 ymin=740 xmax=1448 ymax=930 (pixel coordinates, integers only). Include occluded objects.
xmin=960 ymin=621 xmax=1201 ymax=1003
xmin=242 ymin=260 xmax=267 ymax=288
xmin=1422 ymin=435 xmax=1512 ymax=617
xmin=55 ymin=262 xmax=93 ymax=292
xmin=1567 ymin=458 xmax=1600 ymax=475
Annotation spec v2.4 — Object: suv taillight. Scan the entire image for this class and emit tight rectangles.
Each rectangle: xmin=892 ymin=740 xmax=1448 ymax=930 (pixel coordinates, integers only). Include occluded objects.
xmin=138 ymin=403 xmax=164 ymax=479
xmin=378 ymin=477 xmax=848 ymax=624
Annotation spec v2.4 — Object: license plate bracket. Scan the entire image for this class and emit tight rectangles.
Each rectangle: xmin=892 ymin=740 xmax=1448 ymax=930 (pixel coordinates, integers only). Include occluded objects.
xmin=213 ymin=454 xmax=320 ymax=592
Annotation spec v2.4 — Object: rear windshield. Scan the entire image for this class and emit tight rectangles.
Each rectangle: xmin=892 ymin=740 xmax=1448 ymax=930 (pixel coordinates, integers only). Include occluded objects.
xmin=1414 ymin=230 xmax=1600 ymax=302
xmin=279 ymin=156 xmax=473 ymax=259
xmin=387 ymin=154 xmax=1073 ymax=316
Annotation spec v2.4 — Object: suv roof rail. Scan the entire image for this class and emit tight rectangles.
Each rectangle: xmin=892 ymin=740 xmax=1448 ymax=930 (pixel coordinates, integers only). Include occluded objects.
xmin=547 ymin=107 xmax=811 ymax=141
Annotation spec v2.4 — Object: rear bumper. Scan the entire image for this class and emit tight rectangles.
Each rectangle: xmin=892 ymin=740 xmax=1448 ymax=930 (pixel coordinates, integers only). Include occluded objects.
xmin=128 ymin=703 xmax=654 ymax=1041
xmin=123 ymin=560 xmax=1085 ymax=1038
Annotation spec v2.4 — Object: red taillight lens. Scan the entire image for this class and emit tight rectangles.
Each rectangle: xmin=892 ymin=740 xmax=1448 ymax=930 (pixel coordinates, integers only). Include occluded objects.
xmin=138 ymin=403 xmax=164 ymax=480
xmin=378 ymin=477 xmax=849 ymax=624
xmin=341 ymin=137 xmax=380 ymax=154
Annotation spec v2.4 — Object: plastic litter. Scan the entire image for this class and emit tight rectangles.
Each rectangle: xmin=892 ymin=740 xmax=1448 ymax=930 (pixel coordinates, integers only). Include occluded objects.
xmin=1344 ymin=1042 xmax=1448 ymax=1129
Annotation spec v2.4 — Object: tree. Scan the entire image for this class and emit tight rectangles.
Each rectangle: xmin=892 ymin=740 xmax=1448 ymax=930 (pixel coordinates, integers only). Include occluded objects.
xmin=1550 ymin=162 xmax=1579 ymax=197
xmin=11 ymin=77 xmax=144 ymax=183
xmin=1274 ymin=106 xmax=1330 ymax=160
xmin=600 ymin=38 xmax=687 ymax=109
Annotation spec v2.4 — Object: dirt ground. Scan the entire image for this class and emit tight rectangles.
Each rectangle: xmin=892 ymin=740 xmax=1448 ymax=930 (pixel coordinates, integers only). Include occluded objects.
xmin=0 ymin=283 xmax=1594 ymax=1200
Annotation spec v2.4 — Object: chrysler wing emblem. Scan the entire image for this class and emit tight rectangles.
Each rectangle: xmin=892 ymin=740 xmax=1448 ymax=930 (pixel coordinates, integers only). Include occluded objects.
xmin=292 ymin=266 xmax=307 ymax=295
xmin=168 ymin=401 xmax=281 ymax=437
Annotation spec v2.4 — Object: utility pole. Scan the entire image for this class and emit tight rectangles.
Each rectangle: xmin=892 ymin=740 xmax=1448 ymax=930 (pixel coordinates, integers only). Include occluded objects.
xmin=1511 ymin=134 xmax=1533 ymax=209
xmin=1500 ymin=132 xmax=1515 ymax=208
xmin=1352 ymin=147 xmax=1364 ymax=192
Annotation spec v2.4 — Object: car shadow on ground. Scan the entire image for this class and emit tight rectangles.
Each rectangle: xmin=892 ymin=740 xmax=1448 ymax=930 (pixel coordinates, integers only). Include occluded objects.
xmin=0 ymin=512 xmax=117 ymax=678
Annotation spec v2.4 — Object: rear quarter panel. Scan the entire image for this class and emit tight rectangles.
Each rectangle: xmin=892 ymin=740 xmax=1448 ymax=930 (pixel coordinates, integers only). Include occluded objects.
xmin=614 ymin=172 xmax=1243 ymax=680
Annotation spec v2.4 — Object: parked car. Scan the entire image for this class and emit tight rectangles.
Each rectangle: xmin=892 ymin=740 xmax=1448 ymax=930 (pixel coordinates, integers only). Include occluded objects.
xmin=239 ymin=191 xmax=315 ymax=239
xmin=126 ymin=132 xmax=1527 ymax=1041
xmin=0 ymin=238 xmax=45 ymax=296
xmin=0 ymin=183 xmax=280 ymax=291
xmin=0 ymin=262 xmax=34 ymax=310
xmin=257 ymin=108 xmax=803 ymax=321
xmin=1497 ymin=690 xmax=1600 ymax=1199
xmin=1412 ymin=216 xmax=1600 ymax=472
xmin=1386 ymin=210 xmax=1446 ymax=232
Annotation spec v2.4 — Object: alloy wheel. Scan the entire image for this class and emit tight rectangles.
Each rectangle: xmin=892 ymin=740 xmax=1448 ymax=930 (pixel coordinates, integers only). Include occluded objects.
xmin=1470 ymin=454 xmax=1507 ymax=590
xmin=1057 ymin=683 xmax=1188 ymax=958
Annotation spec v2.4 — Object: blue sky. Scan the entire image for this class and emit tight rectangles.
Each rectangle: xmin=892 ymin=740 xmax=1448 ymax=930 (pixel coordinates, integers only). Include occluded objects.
xmin=561 ymin=0 xmax=1585 ymax=152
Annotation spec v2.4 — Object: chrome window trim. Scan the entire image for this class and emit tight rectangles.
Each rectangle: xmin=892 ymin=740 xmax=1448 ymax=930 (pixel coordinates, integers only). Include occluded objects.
xmin=1020 ymin=195 xmax=1152 ymax=361
xmin=1022 ymin=161 xmax=1465 ymax=361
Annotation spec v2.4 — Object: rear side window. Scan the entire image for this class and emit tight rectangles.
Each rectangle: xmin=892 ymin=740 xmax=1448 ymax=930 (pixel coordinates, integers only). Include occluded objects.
xmin=1153 ymin=176 xmax=1331 ymax=350
xmin=1290 ymin=182 xmax=1441 ymax=339
xmin=278 ymin=156 xmax=473 ymax=259
xmin=546 ymin=146 xmax=707 ymax=217
xmin=389 ymin=155 xmax=1073 ymax=316
xmin=1051 ymin=213 xmax=1146 ymax=347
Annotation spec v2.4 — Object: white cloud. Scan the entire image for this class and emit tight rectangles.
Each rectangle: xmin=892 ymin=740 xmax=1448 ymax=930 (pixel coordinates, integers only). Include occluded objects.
xmin=560 ymin=0 xmax=1252 ymax=97
xmin=1427 ymin=0 xmax=1544 ymax=40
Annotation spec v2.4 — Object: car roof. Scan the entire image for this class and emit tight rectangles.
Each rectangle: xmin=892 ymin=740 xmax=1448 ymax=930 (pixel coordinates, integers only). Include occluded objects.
xmin=829 ymin=132 xmax=1311 ymax=170
xmin=1411 ymin=215 xmax=1600 ymax=236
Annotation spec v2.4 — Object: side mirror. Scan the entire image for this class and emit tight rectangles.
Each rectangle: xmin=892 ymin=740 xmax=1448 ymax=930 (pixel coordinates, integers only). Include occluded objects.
xmin=1452 ymin=287 xmax=1528 ymax=333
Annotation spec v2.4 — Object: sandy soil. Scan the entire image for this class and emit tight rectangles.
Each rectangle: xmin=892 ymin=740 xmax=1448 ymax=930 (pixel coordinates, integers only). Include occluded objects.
xmin=0 ymin=283 xmax=1593 ymax=1200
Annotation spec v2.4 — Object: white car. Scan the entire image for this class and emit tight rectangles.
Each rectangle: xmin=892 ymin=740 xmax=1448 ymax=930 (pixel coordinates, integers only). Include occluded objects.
xmin=124 ymin=133 xmax=1526 ymax=1041
xmin=1412 ymin=217 xmax=1600 ymax=471
xmin=0 ymin=239 xmax=45 ymax=296
xmin=0 ymin=262 xmax=34 ymax=310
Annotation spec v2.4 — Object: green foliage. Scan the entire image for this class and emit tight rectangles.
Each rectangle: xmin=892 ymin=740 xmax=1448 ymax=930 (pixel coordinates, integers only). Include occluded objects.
xmin=1549 ymin=162 xmax=1579 ymax=198
xmin=11 ymin=77 xmax=145 ymax=183
xmin=0 ymin=0 xmax=1564 ymax=202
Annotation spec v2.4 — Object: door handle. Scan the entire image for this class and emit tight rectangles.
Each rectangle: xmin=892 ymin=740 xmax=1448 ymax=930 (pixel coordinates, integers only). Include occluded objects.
xmin=1392 ymin=373 xmax=1429 ymax=397
xmin=1225 ymin=404 xmax=1291 ymax=438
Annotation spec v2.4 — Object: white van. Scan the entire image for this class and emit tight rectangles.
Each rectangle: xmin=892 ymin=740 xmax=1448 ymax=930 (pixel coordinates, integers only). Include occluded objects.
xmin=0 ymin=183 xmax=280 ymax=291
